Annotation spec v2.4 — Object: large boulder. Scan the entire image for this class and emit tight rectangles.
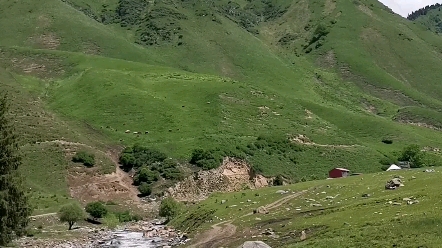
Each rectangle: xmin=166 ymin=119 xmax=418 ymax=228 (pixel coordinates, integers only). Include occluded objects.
xmin=253 ymin=206 xmax=269 ymax=214
xmin=238 ymin=241 xmax=272 ymax=248
xmin=385 ymin=177 xmax=404 ymax=190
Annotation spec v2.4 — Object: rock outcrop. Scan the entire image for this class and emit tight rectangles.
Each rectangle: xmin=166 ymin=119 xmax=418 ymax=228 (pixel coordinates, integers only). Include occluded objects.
xmin=238 ymin=241 xmax=272 ymax=248
xmin=166 ymin=157 xmax=270 ymax=202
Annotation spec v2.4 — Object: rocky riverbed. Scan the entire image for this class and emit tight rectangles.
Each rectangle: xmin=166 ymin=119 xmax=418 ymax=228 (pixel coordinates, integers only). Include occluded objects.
xmin=17 ymin=220 xmax=189 ymax=248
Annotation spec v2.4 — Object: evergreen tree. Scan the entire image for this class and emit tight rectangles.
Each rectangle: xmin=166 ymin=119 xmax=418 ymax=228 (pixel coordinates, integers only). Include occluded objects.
xmin=0 ymin=94 xmax=31 ymax=245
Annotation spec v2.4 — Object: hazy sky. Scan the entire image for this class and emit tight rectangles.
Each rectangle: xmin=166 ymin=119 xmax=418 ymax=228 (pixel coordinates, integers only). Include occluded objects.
xmin=379 ymin=0 xmax=441 ymax=17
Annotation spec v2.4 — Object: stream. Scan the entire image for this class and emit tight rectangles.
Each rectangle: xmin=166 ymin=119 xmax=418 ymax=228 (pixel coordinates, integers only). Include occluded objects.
xmin=100 ymin=230 xmax=169 ymax=247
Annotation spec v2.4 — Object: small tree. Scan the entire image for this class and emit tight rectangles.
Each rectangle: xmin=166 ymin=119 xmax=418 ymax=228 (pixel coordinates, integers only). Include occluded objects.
xmin=85 ymin=201 xmax=108 ymax=219
xmin=398 ymin=144 xmax=424 ymax=168
xmin=58 ymin=203 xmax=85 ymax=230
xmin=159 ymin=197 xmax=181 ymax=222
xmin=138 ymin=182 xmax=152 ymax=196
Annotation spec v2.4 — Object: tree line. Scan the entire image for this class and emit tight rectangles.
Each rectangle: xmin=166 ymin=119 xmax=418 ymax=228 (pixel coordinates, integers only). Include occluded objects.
xmin=407 ymin=4 xmax=441 ymax=20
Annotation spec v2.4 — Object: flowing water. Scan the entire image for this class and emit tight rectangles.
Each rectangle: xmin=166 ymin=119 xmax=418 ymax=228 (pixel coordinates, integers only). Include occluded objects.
xmin=101 ymin=231 xmax=170 ymax=248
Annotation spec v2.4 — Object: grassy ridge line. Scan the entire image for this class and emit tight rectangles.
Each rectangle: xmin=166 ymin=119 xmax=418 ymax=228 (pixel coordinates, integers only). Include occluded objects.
xmin=319 ymin=0 xmax=442 ymax=107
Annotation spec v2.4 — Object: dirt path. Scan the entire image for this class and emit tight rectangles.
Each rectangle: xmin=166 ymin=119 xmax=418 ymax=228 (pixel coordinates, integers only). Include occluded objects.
xmin=105 ymin=150 xmax=141 ymax=204
xmin=31 ymin=212 xmax=57 ymax=218
xmin=291 ymin=136 xmax=361 ymax=148
xmin=188 ymin=220 xmax=237 ymax=248
xmin=189 ymin=190 xmax=308 ymax=247
xmin=264 ymin=190 xmax=308 ymax=211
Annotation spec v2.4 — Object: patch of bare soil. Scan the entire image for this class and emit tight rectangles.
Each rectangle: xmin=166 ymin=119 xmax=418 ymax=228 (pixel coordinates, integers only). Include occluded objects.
xmin=219 ymin=93 xmax=246 ymax=104
xmin=37 ymin=15 xmax=52 ymax=29
xmin=357 ymin=4 xmax=380 ymax=20
xmin=37 ymin=140 xmax=146 ymax=210
xmin=82 ymin=42 xmax=102 ymax=55
xmin=166 ymin=157 xmax=271 ymax=202
xmin=68 ymin=168 xmax=140 ymax=205
xmin=397 ymin=120 xmax=441 ymax=131
xmin=323 ymin=0 xmax=336 ymax=16
xmin=361 ymin=99 xmax=378 ymax=114
xmin=290 ymin=134 xmax=360 ymax=148
xmin=317 ymin=50 xmax=337 ymax=69
xmin=30 ymin=33 xmax=60 ymax=50
xmin=305 ymin=109 xmax=313 ymax=119
xmin=9 ymin=55 xmax=65 ymax=79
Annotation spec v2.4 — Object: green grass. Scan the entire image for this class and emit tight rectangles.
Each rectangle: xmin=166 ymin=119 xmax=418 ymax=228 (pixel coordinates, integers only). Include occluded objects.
xmin=1 ymin=0 xmax=442 ymax=217
xmin=172 ymin=168 xmax=442 ymax=247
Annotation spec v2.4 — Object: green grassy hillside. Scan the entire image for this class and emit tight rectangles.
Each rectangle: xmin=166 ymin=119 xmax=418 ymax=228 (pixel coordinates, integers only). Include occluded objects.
xmin=2 ymin=0 xmax=442 ymax=210
xmin=172 ymin=168 xmax=442 ymax=247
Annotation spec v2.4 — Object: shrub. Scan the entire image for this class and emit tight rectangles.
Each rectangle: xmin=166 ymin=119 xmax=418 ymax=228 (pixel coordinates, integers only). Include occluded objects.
xmin=138 ymin=182 xmax=152 ymax=196
xmin=189 ymin=148 xmax=223 ymax=170
xmin=159 ymin=159 xmax=184 ymax=180
xmin=273 ymin=175 xmax=284 ymax=186
xmin=119 ymin=144 xmax=167 ymax=170
xmin=102 ymin=213 xmax=119 ymax=229
xmin=85 ymin=201 xmax=108 ymax=219
xmin=382 ymin=138 xmax=393 ymax=144
xmin=381 ymin=164 xmax=390 ymax=171
xmin=133 ymin=166 xmax=159 ymax=185
xmin=115 ymin=211 xmax=142 ymax=222
xmin=398 ymin=144 xmax=425 ymax=168
xmin=58 ymin=203 xmax=85 ymax=230
xmin=159 ymin=197 xmax=181 ymax=222
xmin=72 ymin=151 xmax=95 ymax=167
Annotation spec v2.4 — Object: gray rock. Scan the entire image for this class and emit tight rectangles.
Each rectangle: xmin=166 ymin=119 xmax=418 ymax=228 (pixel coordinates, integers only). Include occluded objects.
xmin=238 ymin=241 xmax=272 ymax=248
xmin=254 ymin=206 xmax=269 ymax=214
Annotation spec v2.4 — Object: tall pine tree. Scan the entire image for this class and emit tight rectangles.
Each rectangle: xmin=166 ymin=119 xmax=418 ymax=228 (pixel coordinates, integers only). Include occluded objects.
xmin=0 ymin=94 xmax=31 ymax=245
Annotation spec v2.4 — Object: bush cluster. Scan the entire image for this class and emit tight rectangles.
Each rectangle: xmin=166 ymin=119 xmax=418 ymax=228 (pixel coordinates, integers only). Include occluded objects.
xmin=72 ymin=151 xmax=95 ymax=167
xmin=119 ymin=144 xmax=183 ymax=196
xmin=85 ymin=201 xmax=108 ymax=219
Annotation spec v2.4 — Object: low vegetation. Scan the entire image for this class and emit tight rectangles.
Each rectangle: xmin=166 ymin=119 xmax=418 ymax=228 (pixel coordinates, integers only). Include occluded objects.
xmin=72 ymin=151 xmax=95 ymax=167
xmin=114 ymin=210 xmax=142 ymax=223
xmin=85 ymin=201 xmax=108 ymax=219
xmin=159 ymin=197 xmax=182 ymax=223
xmin=119 ymin=144 xmax=182 ymax=196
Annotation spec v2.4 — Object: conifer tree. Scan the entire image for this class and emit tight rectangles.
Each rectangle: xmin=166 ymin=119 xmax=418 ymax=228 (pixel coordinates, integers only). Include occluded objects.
xmin=0 ymin=94 xmax=31 ymax=245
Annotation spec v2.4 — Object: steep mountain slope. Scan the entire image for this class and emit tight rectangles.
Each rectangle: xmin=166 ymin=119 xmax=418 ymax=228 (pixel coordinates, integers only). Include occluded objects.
xmin=1 ymin=0 xmax=442 ymax=193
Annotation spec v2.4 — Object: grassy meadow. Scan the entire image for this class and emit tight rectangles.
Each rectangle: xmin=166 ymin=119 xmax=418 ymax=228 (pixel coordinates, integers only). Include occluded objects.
xmin=0 ymin=0 xmax=442 ymax=220
xmin=173 ymin=168 xmax=442 ymax=247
